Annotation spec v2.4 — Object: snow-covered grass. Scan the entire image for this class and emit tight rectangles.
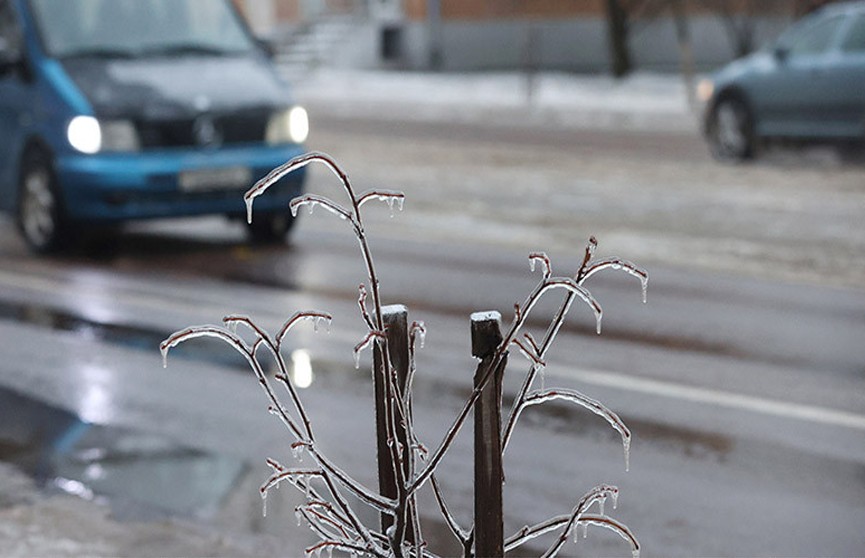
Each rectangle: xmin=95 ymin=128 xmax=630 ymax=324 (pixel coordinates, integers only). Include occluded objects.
xmin=293 ymin=69 xmax=698 ymax=132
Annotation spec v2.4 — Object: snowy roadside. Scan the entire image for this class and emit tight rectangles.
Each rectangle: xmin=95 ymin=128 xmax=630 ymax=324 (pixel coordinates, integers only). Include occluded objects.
xmin=0 ymin=462 xmax=285 ymax=557
xmin=291 ymin=69 xmax=702 ymax=133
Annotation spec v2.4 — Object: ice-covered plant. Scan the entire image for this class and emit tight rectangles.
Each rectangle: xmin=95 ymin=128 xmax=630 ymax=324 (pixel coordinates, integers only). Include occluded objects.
xmin=161 ymin=152 xmax=647 ymax=558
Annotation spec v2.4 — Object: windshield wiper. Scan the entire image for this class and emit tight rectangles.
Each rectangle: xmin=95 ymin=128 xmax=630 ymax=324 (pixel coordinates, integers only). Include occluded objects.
xmin=141 ymin=43 xmax=242 ymax=57
xmin=60 ymin=47 xmax=139 ymax=60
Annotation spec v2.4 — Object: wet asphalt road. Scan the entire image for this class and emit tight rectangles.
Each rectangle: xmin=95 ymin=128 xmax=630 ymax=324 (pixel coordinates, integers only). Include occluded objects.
xmin=0 ymin=119 xmax=864 ymax=556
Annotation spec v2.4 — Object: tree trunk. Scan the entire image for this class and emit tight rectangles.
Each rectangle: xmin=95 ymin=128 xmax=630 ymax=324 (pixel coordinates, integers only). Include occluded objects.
xmin=605 ymin=0 xmax=632 ymax=77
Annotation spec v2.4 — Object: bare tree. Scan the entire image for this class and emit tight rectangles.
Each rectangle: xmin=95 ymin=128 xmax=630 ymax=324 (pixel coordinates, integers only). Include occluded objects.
xmin=604 ymin=0 xmax=673 ymax=76
xmin=699 ymin=0 xmax=795 ymax=59
xmin=605 ymin=0 xmax=633 ymax=77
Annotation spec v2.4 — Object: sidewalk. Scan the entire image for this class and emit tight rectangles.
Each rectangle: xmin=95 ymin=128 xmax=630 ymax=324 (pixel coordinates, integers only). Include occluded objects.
xmin=291 ymin=69 xmax=702 ymax=133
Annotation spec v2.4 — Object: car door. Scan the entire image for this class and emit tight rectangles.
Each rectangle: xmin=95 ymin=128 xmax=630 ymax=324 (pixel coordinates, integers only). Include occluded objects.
xmin=819 ymin=12 xmax=865 ymax=138
xmin=0 ymin=0 xmax=30 ymax=210
xmin=750 ymin=13 xmax=847 ymax=138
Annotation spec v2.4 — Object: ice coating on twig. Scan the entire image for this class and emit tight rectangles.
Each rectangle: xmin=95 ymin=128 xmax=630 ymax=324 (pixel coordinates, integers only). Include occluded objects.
xmin=276 ymin=311 xmax=333 ymax=347
xmin=410 ymin=321 xmax=426 ymax=350
xmin=290 ymin=194 xmax=353 ymax=221
xmin=353 ymin=331 xmax=386 ymax=369
xmin=512 ymin=338 xmax=546 ymax=367
xmin=357 ymin=189 xmax=406 ymax=212
xmin=581 ymin=257 xmax=649 ymax=304
xmin=523 ymin=388 xmax=631 ymax=470
xmin=244 ymin=151 xmax=347 ymax=223
xmin=529 ymin=252 xmax=552 ymax=279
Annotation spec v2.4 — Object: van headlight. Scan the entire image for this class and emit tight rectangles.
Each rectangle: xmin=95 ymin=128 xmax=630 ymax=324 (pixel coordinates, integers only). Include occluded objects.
xmin=267 ymin=106 xmax=309 ymax=145
xmin=67 ymin=117 xmax=140 ymax=153
xmin=67 ymin=116 xmax=102 ymax=154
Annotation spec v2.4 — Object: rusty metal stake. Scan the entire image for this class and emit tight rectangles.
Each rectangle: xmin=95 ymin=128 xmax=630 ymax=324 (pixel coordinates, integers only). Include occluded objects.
xmin=373 ymin=304 xmax=411 ymax=536
xmin=471 ymin=311 xmax=507 ymax=558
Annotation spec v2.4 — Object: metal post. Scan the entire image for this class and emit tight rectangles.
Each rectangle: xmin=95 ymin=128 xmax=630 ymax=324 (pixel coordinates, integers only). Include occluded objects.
xmin=471 ymin=311 xmax=506 ymax=558
xmin=373 ymin=304 xmax=410 ymax=534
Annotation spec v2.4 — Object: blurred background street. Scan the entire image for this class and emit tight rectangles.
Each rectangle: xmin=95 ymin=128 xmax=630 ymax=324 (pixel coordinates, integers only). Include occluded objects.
xmin=1 ymin=0 xmax=864 ymax=557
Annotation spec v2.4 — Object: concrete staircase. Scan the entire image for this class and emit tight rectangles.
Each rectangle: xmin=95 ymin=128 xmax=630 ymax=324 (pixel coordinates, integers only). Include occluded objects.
xmin=273 ymin=15 xmax=358 ymax=78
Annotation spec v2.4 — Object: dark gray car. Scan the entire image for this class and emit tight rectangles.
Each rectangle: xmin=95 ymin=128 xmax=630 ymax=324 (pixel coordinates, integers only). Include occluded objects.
xmin=701 ymin=1 xmax=865 ymax=160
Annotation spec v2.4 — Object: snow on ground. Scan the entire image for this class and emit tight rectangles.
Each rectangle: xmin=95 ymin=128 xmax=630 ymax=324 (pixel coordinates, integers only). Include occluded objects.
xmin=0 ymin=463 xmax=282 ymax=557
xmin=292 ymin=69 xmax=700 ymax=132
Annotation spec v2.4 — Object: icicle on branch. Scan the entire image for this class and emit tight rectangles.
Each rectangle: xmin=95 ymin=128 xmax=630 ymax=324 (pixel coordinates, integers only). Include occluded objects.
xmin=539 ymin=485 xmax=622 ymax=558
xmin=276 ymin=311 xmax=333 ymax=349
xmin=411 ymin=265 xmax=610 ymax=494
xmin=504 ymin=239 xmax=647 ymax=454
xmin=353 ymin=330 xmax=387 ymax=369
xmin=244 ymin=151 xmax=355 ymax=225
xmin=580 ymin=257 xmax=649 ymax=304
xmin=529 ymin=251 xmax=553 ymax=280
xmin=290 ymin=194 xmax=354 ymax=224
xmin=506 ymin=514 xmax=638 ymax=558
xmin=357 ymin=189 xmax=406 ymax=214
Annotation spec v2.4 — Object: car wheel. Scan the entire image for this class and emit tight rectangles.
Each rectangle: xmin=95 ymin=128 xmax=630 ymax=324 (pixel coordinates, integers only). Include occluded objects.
xmin=709 ymin=96 xmax=756 ymax=162
xmin=245 ymin=212 xmax=296 ymax=244
xmin=17 ymin=149 xmax=67 ymax=253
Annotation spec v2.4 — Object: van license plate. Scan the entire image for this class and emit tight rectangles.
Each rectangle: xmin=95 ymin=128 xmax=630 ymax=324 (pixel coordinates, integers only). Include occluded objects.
xmin=179 ymin=166 xmax=252 ymax=193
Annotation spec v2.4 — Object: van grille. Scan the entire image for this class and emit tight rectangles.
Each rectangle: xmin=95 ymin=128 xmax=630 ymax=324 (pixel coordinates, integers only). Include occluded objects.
xmin=136 ymin=110 xmax=269 ymax=149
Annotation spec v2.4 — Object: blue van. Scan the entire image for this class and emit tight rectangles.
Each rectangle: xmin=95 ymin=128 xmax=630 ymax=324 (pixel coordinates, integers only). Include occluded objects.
xmin=0 ymin=0 xmax=308 ymax=252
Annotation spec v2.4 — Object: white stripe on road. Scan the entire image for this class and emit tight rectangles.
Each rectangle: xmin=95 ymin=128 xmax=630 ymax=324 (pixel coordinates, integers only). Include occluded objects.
xmin=551 ymin=366 xmax=865 ymax=431
xmin=3 ymin=268 xmax=865 ymax=431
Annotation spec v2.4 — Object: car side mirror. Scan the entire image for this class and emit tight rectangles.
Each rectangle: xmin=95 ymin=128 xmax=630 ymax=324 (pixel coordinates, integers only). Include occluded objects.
xmin=773 ymin=45 xmax=789 ymax=63
xmin=255 ymin=37 xmax=276 ymax=59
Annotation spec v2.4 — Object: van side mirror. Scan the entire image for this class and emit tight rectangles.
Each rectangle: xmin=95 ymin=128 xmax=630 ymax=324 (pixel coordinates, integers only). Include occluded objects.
xmin=0 ymin=36 xmax=22 ymax=74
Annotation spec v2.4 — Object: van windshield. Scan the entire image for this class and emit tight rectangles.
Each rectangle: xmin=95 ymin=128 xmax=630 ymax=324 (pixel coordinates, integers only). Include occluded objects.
xmin=29 ymin=0 xmax=255 ymax=59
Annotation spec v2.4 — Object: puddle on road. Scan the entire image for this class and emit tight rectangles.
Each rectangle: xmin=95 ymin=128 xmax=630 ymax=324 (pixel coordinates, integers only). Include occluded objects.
xmin=0 ymin=386 xmax=245 ymax=520
xmin=0 ymin=299 xmax=247 ymax=370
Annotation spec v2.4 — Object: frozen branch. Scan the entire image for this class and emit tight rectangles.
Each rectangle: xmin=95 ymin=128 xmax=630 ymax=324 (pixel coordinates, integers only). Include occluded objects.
xmin=430 ymin=474 xmax=471 ymax=545
xmin=276 ymin=311 xmax=333 ymax=349
xmin=244 ymin=151 xmax=354 ymax=224
xmin=354 ymin=330 xmax=387 ymax=369
xmin=357 ymin=189 xmax=407 ymax=214
xmin=580 ymin=257 xmax=649 ymax=304
xmin=290 ymin=194 xmax=354 ymax=223
xmin=506 ymin=513 xmax=638 ymax=558
xmin=523 ymin=388 xmax=631 ymax=471
xmin=511 ymin=337 xmax=546 ymax=367
xmin=358 ymin=284 xmax=376 ymax=331
xmin=539 ymin=485 xmax=620 ymax=558
xmin=529 ymin=251 xmax=553 ymax=280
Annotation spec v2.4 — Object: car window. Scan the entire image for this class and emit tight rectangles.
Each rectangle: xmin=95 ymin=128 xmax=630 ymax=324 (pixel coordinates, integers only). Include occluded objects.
xmin=840 ymin=14 xmax=865 ymax=53
xmin=787 ymin=15 xmax=845 ymax=57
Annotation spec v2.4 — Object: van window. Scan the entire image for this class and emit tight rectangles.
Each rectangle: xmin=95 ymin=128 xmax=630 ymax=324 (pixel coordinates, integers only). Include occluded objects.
xmin=29 ymin=0 xmax=254 ymax=58
xmin=0 ymin=0 xmax=22 ymax=57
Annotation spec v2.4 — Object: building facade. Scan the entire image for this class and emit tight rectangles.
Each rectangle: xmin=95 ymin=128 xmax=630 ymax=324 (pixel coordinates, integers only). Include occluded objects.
xmin=235 ymin=0 xmax=823 ymax=73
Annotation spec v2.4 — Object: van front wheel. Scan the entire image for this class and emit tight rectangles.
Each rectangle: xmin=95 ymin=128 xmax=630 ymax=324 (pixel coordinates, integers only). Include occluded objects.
xmin=245 ymin=212 xmax=296 ymax=244
xmin=17 ymin=149 xmax=67 ymax=253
